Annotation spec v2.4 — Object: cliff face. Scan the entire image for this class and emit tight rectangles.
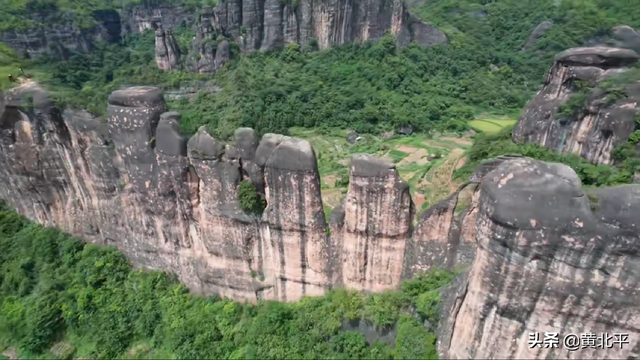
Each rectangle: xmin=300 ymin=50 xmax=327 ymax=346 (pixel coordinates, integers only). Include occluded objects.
xmin=513 ymin=47 xmax=640 ymax=165
xmin=0 ymin=10 xmax=122 ymax=59
xmin=185 ymin=6 xmax=233 ymax=74
xmin=0 ymin=82 xmax=471 ymax=301
xmin=329 ymin=155 xmax=415 ymax=292
xmin=155 ymin=28 xmax=181 ymax=71
xmin=437 ymin=156 xmax=640 ymax=359
xmin=0 ymin=82 xmax=329 ymax=302
xmin=1 ymin=0 xmax=445 ymax=65
xmin=213 ymin=0 xmax=447 ymax=51
xmin=4 ymin=83 xmax=640 ymax=358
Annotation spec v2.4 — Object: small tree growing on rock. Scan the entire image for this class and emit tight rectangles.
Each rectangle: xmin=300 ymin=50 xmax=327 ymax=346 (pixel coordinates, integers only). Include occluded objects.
xmin=238 ymin=180 xmax=266 ymax=214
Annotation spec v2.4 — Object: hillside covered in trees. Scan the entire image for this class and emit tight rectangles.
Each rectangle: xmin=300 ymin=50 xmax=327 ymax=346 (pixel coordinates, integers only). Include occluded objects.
xmin=2 ymin=0 xmax=639 ymax=138
xmin=2 ymin=0 xmax=640 ymax=359
xmin=0 ymin=201 xmax=455 ymax=359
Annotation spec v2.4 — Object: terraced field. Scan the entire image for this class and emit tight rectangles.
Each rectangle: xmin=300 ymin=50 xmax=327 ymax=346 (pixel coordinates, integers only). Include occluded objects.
xmin=468 ymin=115 xmax=517 ymax=133
xmin=289 ymin=127 xmax=473 ymax=220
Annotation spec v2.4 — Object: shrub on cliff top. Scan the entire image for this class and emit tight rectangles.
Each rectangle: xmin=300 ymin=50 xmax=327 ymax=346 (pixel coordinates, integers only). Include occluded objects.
xmin=238 ymin=180 xmax=266 ymax=214
xmin=455 ymin=125 xmax=638 ymax=187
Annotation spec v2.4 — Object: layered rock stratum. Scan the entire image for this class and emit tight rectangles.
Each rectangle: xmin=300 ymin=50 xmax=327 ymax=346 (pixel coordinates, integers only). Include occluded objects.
xmin=437 ymin=156 xmax=640 ymax=359
xmin=0 ymin=83 xmax=441 ymax=302
xmin=513 ymin=46 xmax=640 ymax=165
xmin=3 ymin=82 xmax=640 ymax=358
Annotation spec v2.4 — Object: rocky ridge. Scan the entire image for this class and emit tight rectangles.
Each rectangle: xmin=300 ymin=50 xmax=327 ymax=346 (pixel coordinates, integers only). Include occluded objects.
xmin=3 ymin=81 xmax=640 ymax=358
xmin=0 ymin=82 xmax=456 ymax=302
xmin=513 ymin=46 xmax=640 ymax=165
xmin=1 ymin=0 xmax=446 ymax=72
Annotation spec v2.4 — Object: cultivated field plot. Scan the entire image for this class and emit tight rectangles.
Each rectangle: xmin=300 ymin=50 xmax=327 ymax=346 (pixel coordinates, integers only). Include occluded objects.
xmin=289 ymin=127 xmax=472 ymax=220
xmin=468 ymin=115 xmax=517 ymax=133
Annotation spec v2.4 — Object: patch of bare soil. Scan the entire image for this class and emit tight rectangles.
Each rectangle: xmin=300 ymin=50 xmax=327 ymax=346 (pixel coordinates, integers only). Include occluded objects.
xmin=2 ymin=347 xmax=18 ymax=360
xmin=399 ymin=147 xmax=430 ymax=165
xmin=420 ymin=148 xmax=466 ymax=206
xmin=456 ymin=156 xmax=467 ymax=170
xmin=322 ymin=188 xmax=345 ymax=209
xmin=442 ymin=136 xmax=472 ymax=146
xmin=413 ymin=192 xmax=426 ymax=210
xmin=323 ymin=175 xmax=337 ymax=188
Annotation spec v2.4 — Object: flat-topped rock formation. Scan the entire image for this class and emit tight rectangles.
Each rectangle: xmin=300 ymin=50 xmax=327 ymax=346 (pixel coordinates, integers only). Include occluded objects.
xmin=437 ymin=156 xmax=640 ymax=359
xmin=3 ymin=83 xmax=640 ymax=359
xmin=0 ymin=83 xmax=447 ymax=302
xmin=513 ymin=46 xmax=640 ymax=165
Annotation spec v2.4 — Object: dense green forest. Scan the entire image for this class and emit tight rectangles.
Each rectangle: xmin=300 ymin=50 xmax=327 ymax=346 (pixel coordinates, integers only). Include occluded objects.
xmin=1 ymin=0 xmax=639 ymax=139
xmin=0 ymin=201 xmax=455 ymax=359
xmin=1 ymin=0 xmax=640 ymax=358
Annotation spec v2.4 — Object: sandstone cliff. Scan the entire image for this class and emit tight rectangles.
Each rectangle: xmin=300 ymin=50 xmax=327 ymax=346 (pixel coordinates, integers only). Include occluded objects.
xmin=329 ymin=155 xmax=415 ymax=292
xmin=212 ymin=0 xmax=447 ymax=51
xmin=155 ymin=28 xmax=181 ymax=71
xmin=1 ymin=82 xmax=448 ymax=302
xmin=437 ymin=156 xmax=640 ymax=359
xmin=1 ymin=0 xmax=445 ymax=66
xmin=513 ymin=47 xmax=640 ymax=165
xmin=4 ymin=82 xmax=640 ymax=359
xmin=186 ymin=6 xmax=233 ymax=74
xmin=0 ymin=82 xmax=330 ymax=302
xmin=0 ymin=10 xmax=121 ymax=59
xmin=0 ymin=81 xmax=477 ymax=302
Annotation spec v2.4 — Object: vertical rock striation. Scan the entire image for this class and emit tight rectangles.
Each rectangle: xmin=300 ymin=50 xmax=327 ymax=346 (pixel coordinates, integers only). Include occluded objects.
xmin=437 ymin=157 xmax=640 ymax=359
xmin=4 ymin=84 xmax=640 ymax=359
xmin=0 ymin=10 xmax=122 ymax=60
xmin=0 ymin=83 xmax=336 ymax=302
xmin=155 ymin=28 xmax=181 ymax=71
xmin=329 ymin=155 xmax=415 ymax=292
xmin=186 ymin=6 xmax=233 ymax=74
xmin=212 ymin=0 xmax=447 ymax=51
xmin=261 ymin=136 xmax=330 ymax=300
xmin=513 ymin=47 xmax=640 ymax=165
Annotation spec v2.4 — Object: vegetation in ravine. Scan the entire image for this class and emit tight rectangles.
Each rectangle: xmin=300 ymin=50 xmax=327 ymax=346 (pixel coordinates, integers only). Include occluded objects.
xmin=0 ymin=201 xmax=455 ymax=359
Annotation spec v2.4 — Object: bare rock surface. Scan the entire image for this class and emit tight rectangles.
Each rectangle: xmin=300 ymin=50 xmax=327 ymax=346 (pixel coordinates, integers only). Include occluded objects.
xmin=155 ymin=28 xmax=181 ymax=71
xmin=329 ymin=155 xmax=415 ymax=292
xmin=584 ymin=25 xmax=640 ymax=55
xmin=513 ymin=46 xmax=640 ymax=165
xmin=437 ymin=157 xmax=640 ymax=359
xmin=0 ymin=83 xmax=337 ymax=302
xmin=213 ymin=0 xmax=447 ymax=51
xmin=0 ymin=84 xmax=467 ymax=301
xmin=4 ymin=84 xmax=640 ymax=360
xmin=522 ymin=20 xmax=553 ymax=51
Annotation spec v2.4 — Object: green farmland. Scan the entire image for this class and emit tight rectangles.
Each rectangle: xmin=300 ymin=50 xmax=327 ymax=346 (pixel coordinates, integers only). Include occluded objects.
xmin=468 ymin=116 xmax=518 ymax=134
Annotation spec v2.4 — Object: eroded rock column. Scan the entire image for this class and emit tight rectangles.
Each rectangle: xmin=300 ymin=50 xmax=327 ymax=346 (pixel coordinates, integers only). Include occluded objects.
xmin=330 ymin=155 xmax=415 ymax=292
xmin=260 ymin=135 xmax=330 ymax=300
xmin=186 ymin=126 xmax=264 ymax=300
xmin=513 ymin=47 xmax=640 ymax=165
